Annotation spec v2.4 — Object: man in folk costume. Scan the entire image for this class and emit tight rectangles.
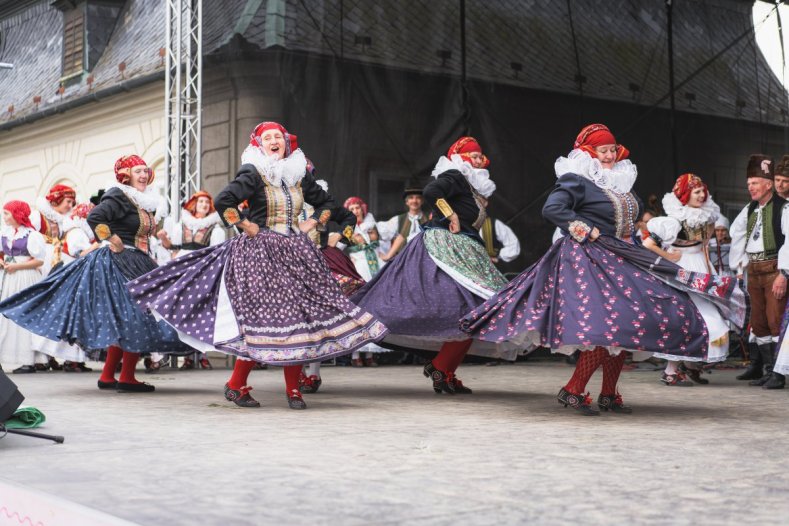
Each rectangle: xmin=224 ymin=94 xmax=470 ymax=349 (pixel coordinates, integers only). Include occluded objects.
xmin=478 ymin=213 xmax=520 ymax=267
xmin=378 ymin=188 xmax=428 ymax=260
xmin=729 ymin=154 xmax=789 ymax=386
xmin=774 ymin=155 xmax=789 ymax=200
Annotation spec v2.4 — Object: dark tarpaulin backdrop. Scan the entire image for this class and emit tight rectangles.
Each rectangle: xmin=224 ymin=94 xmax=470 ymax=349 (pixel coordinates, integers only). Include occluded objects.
xmin=200 ymin=0 xmax=789 ymax=273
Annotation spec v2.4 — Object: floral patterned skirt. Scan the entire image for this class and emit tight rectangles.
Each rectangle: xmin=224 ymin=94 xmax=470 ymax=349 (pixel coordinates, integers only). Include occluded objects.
xmin=460 ymin=235 xmax=746 ymax=359
xmin=127 ymin=230 xmax=387 ymax=365
xmin=351 ymin=230 xmax=518 ymax=359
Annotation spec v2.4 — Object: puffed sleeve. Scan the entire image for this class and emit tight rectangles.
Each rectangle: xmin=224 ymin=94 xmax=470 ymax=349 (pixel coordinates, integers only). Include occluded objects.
xmin=302 ymin=170 xmax=336 ymax=225
xmin=377 ymin=215 xmax=399 ymax=243
xmin=646 ymin=217 xmax=682 ymax=246
xmin=209 ymin=225 xmax=226 ymax=246
xmin=423 ymin=171 xmax=461 ymax=220
xmin=163 ymin=216 xmax=183 ymax=246
xmin=494 ymin=219 xmax=521 ymax=262
xmin=542 ymin=174 xmax=593 ymax=243
xmin=215 ymin=165 xmax=260 ymax=227
xmin=64 ymin=228 xmax=91 ymax=257
xmin=779 ymin=203 xmax=789 ymax=272
xmin=87 ymin=188 xmax=127 ymax=241
xmin=25 ymin=230 xmax=47 ymax=260
xmin=728 ymin=205 xmax=750 ymax=274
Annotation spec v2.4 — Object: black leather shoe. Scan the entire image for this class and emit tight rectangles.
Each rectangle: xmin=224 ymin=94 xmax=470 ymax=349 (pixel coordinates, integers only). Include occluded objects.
xmin=299 ymin=374 xmax=322 ymax=394
xmin=763 ymin=372 xmax=785 ymax=390
xmin=224 ymin=384 xmax=261 ymax=408
xmin=598 ymin=393 xmax=633 ymax=414
xmin=287 ymin=390 xmax=307 ymax=409
xmin=12 ymin=365 xmax=36 ymax=374
xmin=48 ymin=358 xmax=63 ymax=371
xmin=423 ymin=362 xmax=453 ymax=394
xmin=446 ymin=372 xmax=473 ymax=394
xmin=97 ymin=379 xmax=117 ymax=390
xmin=557 ymin=388 xmax=599 ymax=416
xmin=77 ymin=362 xmax=93 ymax=372
xmin=116 ymin=382 xmax=155 ymax=393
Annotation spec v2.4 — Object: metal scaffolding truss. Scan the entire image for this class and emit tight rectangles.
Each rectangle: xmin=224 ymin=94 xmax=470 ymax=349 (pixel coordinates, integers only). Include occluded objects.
xmin=164 ymin=0 xmax=202 ymax=220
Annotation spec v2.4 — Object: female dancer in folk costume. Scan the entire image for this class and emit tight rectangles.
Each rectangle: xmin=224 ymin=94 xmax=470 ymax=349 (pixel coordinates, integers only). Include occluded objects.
xmin=643 ymin=174 xmax=730 ymax=386
xmin=0 ymin=201 xmax=46 ymax=373
xmin=32 ymin=202 xmax=99 ymax=373
xmin=26 ymin=184 xmax=79 ymax=371
xmin=344 ymin=196 xmax=389 ymax=366
xmin=126 ymin=121 xmax=387 ymax=410
xmin=157 ymin=190 xmax=225 ymax=261
xmin=0 ymin=155 xmax=185 ymax=392
xmin=353 ymin=136 xmax=518 ymax=394
xmin=460 ymin=124 xmax=746 ymax=415
xmin=154 ymin=190 xmax=226 ymax=371
xmin=298 ymin=180 xmax=365 ymax=393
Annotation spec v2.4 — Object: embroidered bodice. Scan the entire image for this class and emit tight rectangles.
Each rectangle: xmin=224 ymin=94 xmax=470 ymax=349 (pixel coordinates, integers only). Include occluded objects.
xmin=543 ymin=173 xmax=642 ymax=243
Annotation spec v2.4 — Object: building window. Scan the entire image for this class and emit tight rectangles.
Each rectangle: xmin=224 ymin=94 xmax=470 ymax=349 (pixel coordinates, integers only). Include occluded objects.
xmin=62 ymin=4 xmax=85 ymax=78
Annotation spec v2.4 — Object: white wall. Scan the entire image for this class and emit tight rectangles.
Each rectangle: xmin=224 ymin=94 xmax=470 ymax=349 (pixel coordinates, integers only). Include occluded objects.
xmin=0 ymin=81 xmax=165 ymax=206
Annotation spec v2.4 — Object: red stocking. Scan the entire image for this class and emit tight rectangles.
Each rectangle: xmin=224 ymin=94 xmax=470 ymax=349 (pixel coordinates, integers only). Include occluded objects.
xmin=600 ymin=351 xmax=627 ymax=395
xmin=563 ymin=347 xmax=608 ymax=394
xmin=283 ymin=365 xmax=302 ymax=394
xmin=99 ymin=345 xmax=123 ymax=383
xmin=432 ymin=340 xmax=473 ymax=373
xmin=227 ymin=359 xmax=257 ymax=390
xmin=119 ymin=352 xmax=141 ymax=384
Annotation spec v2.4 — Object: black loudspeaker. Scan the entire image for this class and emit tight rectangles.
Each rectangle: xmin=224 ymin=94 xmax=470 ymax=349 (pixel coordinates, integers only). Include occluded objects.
xmin=0 ymin=370 xmax=24 ymax=422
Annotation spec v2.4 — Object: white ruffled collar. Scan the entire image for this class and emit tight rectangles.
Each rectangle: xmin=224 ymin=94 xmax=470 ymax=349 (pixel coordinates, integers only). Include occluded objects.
xmin=63 ymin=217 xmax=95 ymax=241
xmin=554 ymin=149 xmax=638 ymax=194
xmin=1 ymin=225 xmax=33 ymax=241
xmin=662 ymin=192 xmax=721 ymax=228
xmin=431 ymin=155 xmax=497 ymax=198
xmin=181 ymin=210 xmax=221 ymax=231
xmin=36 ymin=197 xmax=68 ymax=226
xmin=107 ymin=182 xmax=167 ymax=221
xmin=241 ymin=146 xmax=307 ymax=188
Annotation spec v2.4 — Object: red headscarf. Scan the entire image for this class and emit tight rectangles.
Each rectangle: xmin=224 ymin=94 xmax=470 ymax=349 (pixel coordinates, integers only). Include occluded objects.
xmin=574 ymin=124 xmax=630 ymax=162
xmin=46 ymin=184 xmax=76 ymax=205
xmin=343 ymin=196 xmax=368 ymax=224
xmin=183 ymin=191 xmax=216 ymax=216
xmin=114 ymin=155 xmax=154 ymax=185
xmin=3 ymin=200 xmax=34 ymax=229
xmin=672 ymin=173 xmax=708 ymax=205
xmin=250 ymin=121 xmax=298 ymax=158
xmin=70 ymin=202 xmax=95 ymax=220
xmin=447 ymin=136 xmax=490 ymax=168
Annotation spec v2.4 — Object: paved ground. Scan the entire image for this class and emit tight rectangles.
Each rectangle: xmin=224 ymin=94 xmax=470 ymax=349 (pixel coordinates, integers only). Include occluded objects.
xmin=1 ymin=359 xmax=788 ymax=525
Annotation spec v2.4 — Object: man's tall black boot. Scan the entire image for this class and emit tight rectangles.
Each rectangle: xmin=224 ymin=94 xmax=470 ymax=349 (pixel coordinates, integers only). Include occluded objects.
xmin=737 ymin=339 xmax=763 ymax=380
xmin=749 ymin=343 xmax=775 ymax=386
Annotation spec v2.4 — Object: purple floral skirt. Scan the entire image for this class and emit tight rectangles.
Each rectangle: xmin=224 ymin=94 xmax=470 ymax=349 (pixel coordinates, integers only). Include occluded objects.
xmin=460 ymin=236 xmax=746 ymax=358
xmin=127 ymin=230 xmax=387 ymax=365
xmin=351 ymin=232 xmax=519 ymax=359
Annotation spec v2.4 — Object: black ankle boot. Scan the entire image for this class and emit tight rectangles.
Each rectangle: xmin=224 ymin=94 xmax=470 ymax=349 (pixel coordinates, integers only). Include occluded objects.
xmin=423 ymin=363 xmax=452 ymax=394
xmin=447 ymin=372 xmax=473 ymax=394
xmin=224 ymin=384 xmax=260 ymax=408
xmin=597 ymin=393 xmax=633 ymax=414
xmin=557 ymin=388 xmax=599 ymax=416
xmin=763 ymin=372 xmax=785 ymax=390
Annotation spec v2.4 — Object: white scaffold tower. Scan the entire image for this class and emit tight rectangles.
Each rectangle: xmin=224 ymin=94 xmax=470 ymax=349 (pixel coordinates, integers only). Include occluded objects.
xmin=164 ymin=0 xmax=202 ymax=220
